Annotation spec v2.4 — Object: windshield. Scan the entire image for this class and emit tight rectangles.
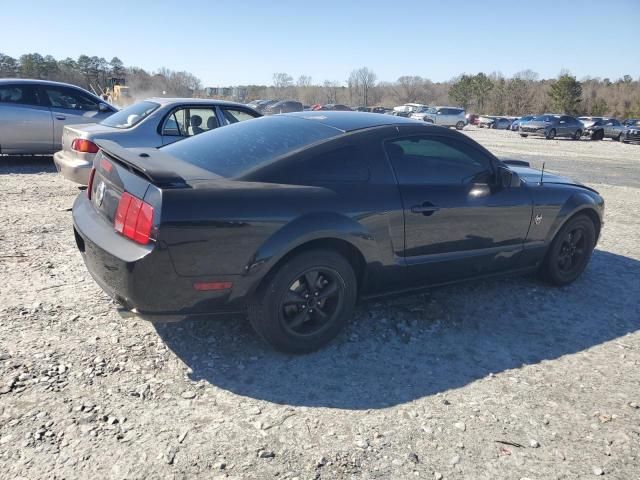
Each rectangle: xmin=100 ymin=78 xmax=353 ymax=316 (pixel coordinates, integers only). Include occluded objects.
xmin=162 ymin=116 xmax=341 ymax=178
xmin=533 ymin=115 xmax=558 ymax=122
xmin=99 ymin=101 xmax=159 ymax=129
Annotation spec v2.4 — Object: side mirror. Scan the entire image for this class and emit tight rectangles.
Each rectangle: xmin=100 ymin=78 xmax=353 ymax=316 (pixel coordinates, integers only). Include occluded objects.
xmin=98 ymin=103 xmax=111 ymax=112
xmin=498 ymin=167 xmax=521 ymax=188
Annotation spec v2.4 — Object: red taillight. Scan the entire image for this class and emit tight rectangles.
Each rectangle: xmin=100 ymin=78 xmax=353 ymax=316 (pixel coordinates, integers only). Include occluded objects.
xmin=71 ymin=138 xmax=99 ymax=154
xmin=193 ymin=281 xmax=233 ymax=291
xmin=87 ymin=167 xmax=96 ymax=198
xmin=114 ymin=192 xmax=154 ymax=245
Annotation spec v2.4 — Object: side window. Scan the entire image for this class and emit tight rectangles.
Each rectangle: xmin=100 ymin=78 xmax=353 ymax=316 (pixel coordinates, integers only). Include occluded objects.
xmin=272 ymin=145 xmax=369 ymax=184
xmin=45 ymin=87 xmax=98 ymax=111
xmin=162 ymin=107 xmax=219 ymax=137
xmin=385 ymin=136 xmax=492 ymax=185
xmin=222 ymin=108 xmax=258 ymax=124
xmin=0 ymin=85 xmax=40 ymax=106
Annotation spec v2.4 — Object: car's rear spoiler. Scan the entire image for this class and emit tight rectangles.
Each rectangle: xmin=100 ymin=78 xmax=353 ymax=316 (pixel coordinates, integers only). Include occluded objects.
xmin=502 ymin=159 xmax=530 ymax=167
xmin=95 ymin=139 xmax=189 ymax=188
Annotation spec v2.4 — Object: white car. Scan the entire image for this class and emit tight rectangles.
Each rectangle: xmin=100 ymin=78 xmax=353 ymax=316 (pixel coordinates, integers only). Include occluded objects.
xmin=392 ymin=103 xmax=426 ymax=114
xmin=411 ymin=106 xmax=466 ymax=130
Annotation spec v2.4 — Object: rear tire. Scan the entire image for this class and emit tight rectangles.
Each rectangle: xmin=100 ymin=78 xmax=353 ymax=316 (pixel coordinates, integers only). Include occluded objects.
xmin=520 ymin=133 xmax=528 ymax=138
xmin=248 ymin=249 xmax=357 ymax=353
xmin=455 ymin=121 xmax=465 ymax=130
xmin=615 ymin=133 xmax=622 ymax=142
xmin=539 ymin=214 xmax=596 ymax=286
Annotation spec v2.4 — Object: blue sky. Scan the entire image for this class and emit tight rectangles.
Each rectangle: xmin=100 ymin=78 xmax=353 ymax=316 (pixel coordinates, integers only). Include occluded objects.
xmin=2 ymin=0 xmax=639 ymax=86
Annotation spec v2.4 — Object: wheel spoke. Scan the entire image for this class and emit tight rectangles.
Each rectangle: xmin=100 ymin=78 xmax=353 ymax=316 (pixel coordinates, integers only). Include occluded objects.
xmin=287 ymin=309 xmax=309 ymax=329
xmin=564 ymin=254 xmax=573 ymax=270
xmin=304 ymin=270 xmax=319 ymax=291
xmin=572 ymin=229 xmax=583 ymax=245
xmin=283 ymin=290 xmax=305 ymax=305
xmin=317 ymin=281 xmax=338 ymax=300
xmin=312 ymin=306 xmax=329 ymax=321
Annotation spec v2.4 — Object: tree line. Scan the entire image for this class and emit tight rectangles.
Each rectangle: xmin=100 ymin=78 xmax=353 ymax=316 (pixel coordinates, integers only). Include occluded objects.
xmin=261 ymin=68 xmax=640 ymax=118
xmin=0 ymin=52 xmax=201 ymax=99
xmin=2 ymin=52 xmax=639 ymax=117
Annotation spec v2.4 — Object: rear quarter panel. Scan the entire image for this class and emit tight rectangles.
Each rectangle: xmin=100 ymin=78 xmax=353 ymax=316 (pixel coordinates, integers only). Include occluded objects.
xmin=159 ymin=180 xmax=403 ymax=294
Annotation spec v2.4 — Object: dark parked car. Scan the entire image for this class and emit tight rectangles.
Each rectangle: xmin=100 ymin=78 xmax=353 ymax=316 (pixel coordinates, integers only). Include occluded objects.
xmin=264 ymin=100 xmax=303 ymax=114
xmin=73 ymin=112 xmax=604 ymax=353
xmin=579 ymin=117 xmax=624 ymax=141
xmin=319 ymin=104 xmax=352 ymax=111
xmin=510 ymin=115 xmax=535 ymax=131
xmin=519 ymin=114 xmax=584 ymax=140
xmin=491 ymin=117 xmax=513 ymax=130
xmin=621 ymin=119 xmax=640 ymax=144
xmin=622 ymin=118 xmax=639 ymax=127
xmin=247 ymin=99 xmax=279 ymax=113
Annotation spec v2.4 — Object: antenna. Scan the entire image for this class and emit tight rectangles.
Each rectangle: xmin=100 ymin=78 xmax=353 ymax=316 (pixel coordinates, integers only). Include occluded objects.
xmin=539 ymin=162 xmax=546 ymax=184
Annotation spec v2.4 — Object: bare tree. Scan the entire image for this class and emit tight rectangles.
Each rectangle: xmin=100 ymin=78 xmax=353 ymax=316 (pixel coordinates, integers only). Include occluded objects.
xmin=348 ymin=67 xmax=377 ymax=106
xmin=297 ymin=75 xmax=312 ymax=88
xmin=323 ymin=80 xmax=341 ymax=104
xmin=272 ymin=72 xmax=293 ymax=89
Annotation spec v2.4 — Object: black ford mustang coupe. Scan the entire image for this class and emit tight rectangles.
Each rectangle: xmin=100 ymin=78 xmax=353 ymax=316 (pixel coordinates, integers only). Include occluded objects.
xmin=73 ymin=112 xmax=604 ymax=353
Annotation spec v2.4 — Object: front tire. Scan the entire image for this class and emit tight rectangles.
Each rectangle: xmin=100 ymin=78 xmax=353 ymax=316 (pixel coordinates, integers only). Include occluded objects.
xmin=248 ymin=249 xmax=357 ymax=353
xmin=520 ymin=133 xmax=528 ymax=138
xmin=573 ymin=129 xmax=582 ymax=140
xmin=546 ymin=128 xmax=556 ymax=140
xmin=539 ymin=214 xmax=596 ymax=286
xmin=455 ymin=121 xmax=465 ymax=130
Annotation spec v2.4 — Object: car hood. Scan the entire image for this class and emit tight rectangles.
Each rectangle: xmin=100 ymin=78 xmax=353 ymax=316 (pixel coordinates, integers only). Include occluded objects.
xmin=509 ymin=165 xmax=598 ymax=193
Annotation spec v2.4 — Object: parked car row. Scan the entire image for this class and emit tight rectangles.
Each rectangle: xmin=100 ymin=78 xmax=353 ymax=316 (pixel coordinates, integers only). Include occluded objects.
xmin=469 ymin=111 xmax=640 ymax=143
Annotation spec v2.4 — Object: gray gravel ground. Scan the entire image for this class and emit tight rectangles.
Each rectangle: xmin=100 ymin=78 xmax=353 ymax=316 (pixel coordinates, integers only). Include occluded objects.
xmin=0 ymin=128 xmax=639 ymax=479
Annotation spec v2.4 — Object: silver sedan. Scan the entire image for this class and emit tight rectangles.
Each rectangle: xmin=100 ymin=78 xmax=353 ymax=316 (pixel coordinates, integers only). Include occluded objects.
xmin=0 ymin=79 xmax=116 ymax=154
xmin=53 ymin=98 xmax=261 ymax=184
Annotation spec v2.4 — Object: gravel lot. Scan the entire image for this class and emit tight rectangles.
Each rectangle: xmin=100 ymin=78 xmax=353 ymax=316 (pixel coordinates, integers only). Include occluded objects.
xmin=1 ymin=128 xmax=639 ymax=479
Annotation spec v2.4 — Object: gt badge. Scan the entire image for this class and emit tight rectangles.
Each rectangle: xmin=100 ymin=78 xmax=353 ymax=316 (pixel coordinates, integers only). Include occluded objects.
xmin=534 ymin=213 xmax=543 ymax=225
xmin=95 ymin=181 xmax=106 ymax=207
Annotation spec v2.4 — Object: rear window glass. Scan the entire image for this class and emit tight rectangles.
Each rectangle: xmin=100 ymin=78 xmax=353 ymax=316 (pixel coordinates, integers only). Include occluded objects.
xmin=100 ymin=101 xmax=159 ymax=129
xmin=162 ymin=116 xmax=340 ymax=178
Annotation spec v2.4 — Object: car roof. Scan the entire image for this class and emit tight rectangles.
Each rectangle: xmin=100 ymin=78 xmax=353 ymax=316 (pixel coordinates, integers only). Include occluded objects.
xmin=283 ymin=111 xmax=424 ymax=132
xmin=0 ymin=78 xmax=95 ymax=90
xmin=144 ymin=97 xmax=253 ymax=108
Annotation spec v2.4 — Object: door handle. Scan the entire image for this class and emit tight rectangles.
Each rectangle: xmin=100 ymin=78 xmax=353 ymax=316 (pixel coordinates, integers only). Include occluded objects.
xmin=55 ymin=115 xmax=66 ymax=120
xmin=410 ymin=202 xmax=440 ymax=216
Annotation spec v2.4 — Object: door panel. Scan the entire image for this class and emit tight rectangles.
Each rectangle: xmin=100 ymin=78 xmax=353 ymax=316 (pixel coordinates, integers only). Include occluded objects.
xmin=385 ymin=134 xmax=533 ymax=286
xmin=0 ymin=104 xmax=53 ymax=153
xmin=0 ymin=84 xmax=53 ymax=153
xmin=42 ymin=85 xmax=103 ymax=150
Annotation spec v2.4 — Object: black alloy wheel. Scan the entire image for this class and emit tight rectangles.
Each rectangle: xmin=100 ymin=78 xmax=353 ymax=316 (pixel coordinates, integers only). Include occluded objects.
xmin=248 ymin=249 xmax=357 ymax=353
xmin=540 ymin=214 xmax=596 ymax=286
xmin=556 ymin=227 xmax=588 ymax=274
xmin=280 ymin=268 xmax=344 ymax=337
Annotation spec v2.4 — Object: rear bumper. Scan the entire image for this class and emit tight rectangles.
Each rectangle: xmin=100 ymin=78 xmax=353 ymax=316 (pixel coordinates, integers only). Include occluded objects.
xmin=72 ymin=193 xmax=245 ymax=322
xmin=53 ymin=150 xmax=93 ymax=185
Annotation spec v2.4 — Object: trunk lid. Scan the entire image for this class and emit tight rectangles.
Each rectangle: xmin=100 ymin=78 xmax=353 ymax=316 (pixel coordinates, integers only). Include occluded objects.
xmin=88 ymin=140 xmax=221 ymax=231
xmin=62 ymin=123 xmax=120 ymax=153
